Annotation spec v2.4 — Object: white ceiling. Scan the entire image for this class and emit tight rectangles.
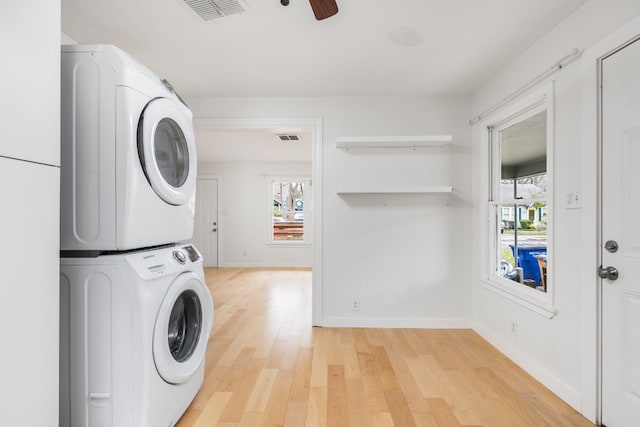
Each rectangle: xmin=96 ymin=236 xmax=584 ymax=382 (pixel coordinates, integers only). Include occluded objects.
xmin=62 ymin=0 xmax=586 ymax=163
xmin=62 ymin=0 xmax=587 ymax=98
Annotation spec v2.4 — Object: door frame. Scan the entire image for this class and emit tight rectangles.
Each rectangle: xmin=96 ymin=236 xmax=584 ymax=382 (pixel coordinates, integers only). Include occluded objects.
xmin=581 ymin=15 xmax=640 ymax=424
xmin=193 ymin=117 xmax=323 ymax=327
xmin=195 ymin=175 xmax=222 ymax=268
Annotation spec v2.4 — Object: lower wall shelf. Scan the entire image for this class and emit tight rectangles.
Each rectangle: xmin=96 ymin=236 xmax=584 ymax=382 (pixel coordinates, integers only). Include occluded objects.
xmin=336 ymin=186 xmax=453 ymax=195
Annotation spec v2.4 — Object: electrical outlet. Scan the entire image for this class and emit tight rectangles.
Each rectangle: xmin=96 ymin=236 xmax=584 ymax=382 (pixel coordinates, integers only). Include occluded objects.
xmin=352 ymin=298 xmax=360 ymax=311
xmin=511 ymin=321 xmax=519 ymax=336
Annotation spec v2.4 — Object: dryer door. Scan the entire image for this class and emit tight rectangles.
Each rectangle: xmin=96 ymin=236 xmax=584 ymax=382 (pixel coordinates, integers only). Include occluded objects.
xmin=138 ymin=98 xmax=197 ymax=206
xmin=153 ymin=271 xmax=214 ymax=385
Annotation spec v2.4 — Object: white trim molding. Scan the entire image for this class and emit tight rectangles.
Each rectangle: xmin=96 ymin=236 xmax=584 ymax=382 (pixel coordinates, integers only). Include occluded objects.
xmin=323 ymin=316 xmax=472 ymax=329
xmin=479 ymin=83 xmax=556 ymax=317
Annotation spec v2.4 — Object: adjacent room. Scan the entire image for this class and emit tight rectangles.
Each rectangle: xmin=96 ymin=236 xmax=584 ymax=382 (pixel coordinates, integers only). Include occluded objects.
xmin=3 ymin=0 xmax=640 ymax=426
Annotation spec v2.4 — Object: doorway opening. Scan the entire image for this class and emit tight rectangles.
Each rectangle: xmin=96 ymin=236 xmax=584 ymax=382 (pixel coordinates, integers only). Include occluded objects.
xmin=194 ymin=118 xmax=322 ymax=326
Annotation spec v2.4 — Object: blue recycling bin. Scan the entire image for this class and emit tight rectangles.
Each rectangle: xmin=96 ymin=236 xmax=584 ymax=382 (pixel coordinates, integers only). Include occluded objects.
xmin=509 ymin=244 xmax=547 ymax=287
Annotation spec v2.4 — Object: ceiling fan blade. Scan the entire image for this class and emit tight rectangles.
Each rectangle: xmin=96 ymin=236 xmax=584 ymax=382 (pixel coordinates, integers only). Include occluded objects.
xmin=309 ymin=0 xmax=338 ymax=20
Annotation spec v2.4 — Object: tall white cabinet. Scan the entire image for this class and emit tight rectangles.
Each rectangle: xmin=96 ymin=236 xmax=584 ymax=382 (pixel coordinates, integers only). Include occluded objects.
xmin=0 ymin=1 xmax=61 ymax=426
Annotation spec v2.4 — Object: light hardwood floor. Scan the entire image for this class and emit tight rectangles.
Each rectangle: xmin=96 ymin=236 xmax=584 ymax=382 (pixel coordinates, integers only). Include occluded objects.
xmin=176 ymin=268 xmax=594 ymax=427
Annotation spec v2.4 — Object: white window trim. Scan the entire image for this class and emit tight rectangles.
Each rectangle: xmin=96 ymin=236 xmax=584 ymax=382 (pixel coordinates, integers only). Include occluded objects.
xmin=267 ymin=176 xmax=312 ymax=247
xmin=480 ymin=83 xmax=557 ymax=319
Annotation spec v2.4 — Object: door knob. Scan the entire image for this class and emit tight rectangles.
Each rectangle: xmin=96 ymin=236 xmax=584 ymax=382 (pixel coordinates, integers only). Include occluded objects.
xmin=598 ymin=266 xmax=619 ymax=281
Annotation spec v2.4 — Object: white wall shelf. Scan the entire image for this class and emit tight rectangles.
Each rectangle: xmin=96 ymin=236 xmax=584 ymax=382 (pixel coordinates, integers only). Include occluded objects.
xmin=337 ymin=186 xmax=453 ymax=195
xmin=336 ymin=135 xmax=452 ymax=149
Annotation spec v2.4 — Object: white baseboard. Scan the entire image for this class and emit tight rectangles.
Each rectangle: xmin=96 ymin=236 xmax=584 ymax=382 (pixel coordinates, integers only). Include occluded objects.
xmin=320 ymin=316 xmax=472 ymax=329
xmin=220 ymin=261 xmax=312 ymax=268
xmin=472 ymin=320 xmax=582 ymax=411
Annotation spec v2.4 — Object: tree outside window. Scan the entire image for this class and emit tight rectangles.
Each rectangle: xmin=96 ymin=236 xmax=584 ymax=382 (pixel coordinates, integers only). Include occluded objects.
xmin=272 ymin=180 xmax=307 ymax=242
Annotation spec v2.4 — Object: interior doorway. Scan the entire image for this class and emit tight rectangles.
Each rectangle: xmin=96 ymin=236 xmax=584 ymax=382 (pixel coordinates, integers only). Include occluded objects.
xmin=192 ymin=117 xmax=324 ymax=326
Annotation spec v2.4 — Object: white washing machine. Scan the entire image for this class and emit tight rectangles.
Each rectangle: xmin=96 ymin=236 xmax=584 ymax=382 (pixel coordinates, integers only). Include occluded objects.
xmin=60 ymin=44 xmax=198 ymax=252
xmin=60 ymin=244 xmax=214 ymax=427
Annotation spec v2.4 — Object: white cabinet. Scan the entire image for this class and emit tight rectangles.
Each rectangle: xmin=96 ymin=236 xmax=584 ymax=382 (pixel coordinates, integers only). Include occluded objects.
xmin=0 ymin=0 xmax=60 ymax=166
xmin=0 ymin=158 xmax=60 ymax=426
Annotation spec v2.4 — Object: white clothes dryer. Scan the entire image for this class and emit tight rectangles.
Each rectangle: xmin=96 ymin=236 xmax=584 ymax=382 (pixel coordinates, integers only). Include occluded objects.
xmin=61 ymin=44 xmax=197 ymax=251
xmin=59 ymin=244 xmax=214 ymax=427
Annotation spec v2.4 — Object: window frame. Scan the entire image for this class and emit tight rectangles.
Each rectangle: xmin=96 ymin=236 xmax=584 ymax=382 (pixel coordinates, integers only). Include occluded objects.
xmin=268 ymin=176 xmax=312 ymax=247
xmin=480 ymin=83 xmax=556 ymax=318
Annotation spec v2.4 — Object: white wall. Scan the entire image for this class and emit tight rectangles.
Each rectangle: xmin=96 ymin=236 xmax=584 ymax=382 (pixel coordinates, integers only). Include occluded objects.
xmin=0 ymin=2 xmax=61 ymax=426
xmin=198 ymin=161 xmax=313 ymax=267
xmin=188 ymin=95 xmax=473 ymax=327
xmin=470 ymin=0 xmax=640 ymax=420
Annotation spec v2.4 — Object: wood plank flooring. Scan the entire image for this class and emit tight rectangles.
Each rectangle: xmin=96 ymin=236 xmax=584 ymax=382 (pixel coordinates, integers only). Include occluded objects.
xmin=176 ymin=268 xmax=594 ymax=427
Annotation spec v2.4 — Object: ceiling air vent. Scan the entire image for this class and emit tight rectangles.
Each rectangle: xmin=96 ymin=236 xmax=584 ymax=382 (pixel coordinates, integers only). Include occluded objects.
xmin=277 ymin=134 xmax=302 ymax=142
xmin=183 ymin=0 xmax=248 ymax=21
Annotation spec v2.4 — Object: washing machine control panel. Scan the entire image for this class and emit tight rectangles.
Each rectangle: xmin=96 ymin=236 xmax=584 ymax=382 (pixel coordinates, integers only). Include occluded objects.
xmin=125 ymin=245 xmax=203 ymax=280
xmin=181 ymin=245 xmax=201 ymax=262
xmin=173 ymin=250 xmax=187 ymax=264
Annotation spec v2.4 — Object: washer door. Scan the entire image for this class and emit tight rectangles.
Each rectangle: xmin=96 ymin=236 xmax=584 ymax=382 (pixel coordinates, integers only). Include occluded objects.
xmin=153 ymin=272 xmax=213 ymax=385
xmin=138 ymin=98 xmax=197 ymax=206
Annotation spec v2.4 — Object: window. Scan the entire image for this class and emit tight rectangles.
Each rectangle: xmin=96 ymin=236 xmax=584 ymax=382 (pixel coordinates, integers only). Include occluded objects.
xmin=270 ymin=178 xmax=311 ymax=245
xmin=482 ymin=85 xmax=555 ymax=316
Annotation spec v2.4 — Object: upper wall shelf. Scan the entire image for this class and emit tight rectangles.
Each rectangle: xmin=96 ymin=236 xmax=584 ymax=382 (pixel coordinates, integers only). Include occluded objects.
xmin=336 ymin=135 xmax=453 ymax=150
xmin=337 ymin=186 xmax=453 ymax=195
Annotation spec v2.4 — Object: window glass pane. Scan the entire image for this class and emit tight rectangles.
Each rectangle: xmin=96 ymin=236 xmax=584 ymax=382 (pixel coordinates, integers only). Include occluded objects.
xmin=499 ymin=111 xmax=547 ymax=200
xmin=272 ymin=181 xmax=304 ymax=241
xmin=496 ymin=202 xmax=548 ymax=292
xmin=168 ymin=290 xmax=202 ymax=362
xmin=500 ymin=174 xmax=547 ymax=201
xmin=490 ymin=106 xmax=549 ymax=294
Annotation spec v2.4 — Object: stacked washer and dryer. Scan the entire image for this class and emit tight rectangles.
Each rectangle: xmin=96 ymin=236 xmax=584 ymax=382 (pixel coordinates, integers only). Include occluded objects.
xmin=59 ymin=45 xmax=214 ymax=427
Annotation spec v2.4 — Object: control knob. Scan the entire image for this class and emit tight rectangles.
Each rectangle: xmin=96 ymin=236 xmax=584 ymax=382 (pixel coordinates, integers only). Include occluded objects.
xmin=173 ymin=250 xmax=187 ymax=264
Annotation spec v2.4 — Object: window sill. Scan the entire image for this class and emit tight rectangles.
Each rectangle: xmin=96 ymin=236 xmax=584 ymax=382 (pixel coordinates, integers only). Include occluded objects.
xmin=481 ymin=278 xmax=557 ymax=319
xmin=267 ymin=242 xmax=312 ymax=248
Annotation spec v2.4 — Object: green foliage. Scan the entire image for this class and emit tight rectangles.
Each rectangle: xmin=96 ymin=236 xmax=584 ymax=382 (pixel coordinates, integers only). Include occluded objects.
xmin=501 ymin=248 xmax=515 ymax=266
xmin=519 ymin=219 xmax=533 ymax=229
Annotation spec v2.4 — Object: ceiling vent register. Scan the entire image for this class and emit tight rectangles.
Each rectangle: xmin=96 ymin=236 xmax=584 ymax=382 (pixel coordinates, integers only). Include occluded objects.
xmin=277 ymin=134 xmax=302 ymax=142
xmin=183 ymin=0 xmax=248 ymax=21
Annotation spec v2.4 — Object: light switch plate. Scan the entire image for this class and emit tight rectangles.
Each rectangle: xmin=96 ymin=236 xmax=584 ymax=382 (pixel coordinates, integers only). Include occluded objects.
xmin=565 ymin=188 xmax=582 ymax=209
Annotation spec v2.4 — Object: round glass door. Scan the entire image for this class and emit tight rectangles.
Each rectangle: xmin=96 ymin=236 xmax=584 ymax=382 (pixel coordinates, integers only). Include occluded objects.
xmin=154 ymin=118 xmax=190 ymax=189
xmin=167 ymin=289 xmax=202 ymax=363
xmin=138 ymin=98 xmax=197 ymax=206
xmin=153 ymin=272 xmax=214 ymax=385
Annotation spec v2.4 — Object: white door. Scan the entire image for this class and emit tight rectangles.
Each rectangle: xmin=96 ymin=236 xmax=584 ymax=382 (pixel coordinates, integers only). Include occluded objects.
xmin=193 ymin=178 xmax=219 ymax=267
xmin=601 ymin=36 xmax=640 ymax=427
